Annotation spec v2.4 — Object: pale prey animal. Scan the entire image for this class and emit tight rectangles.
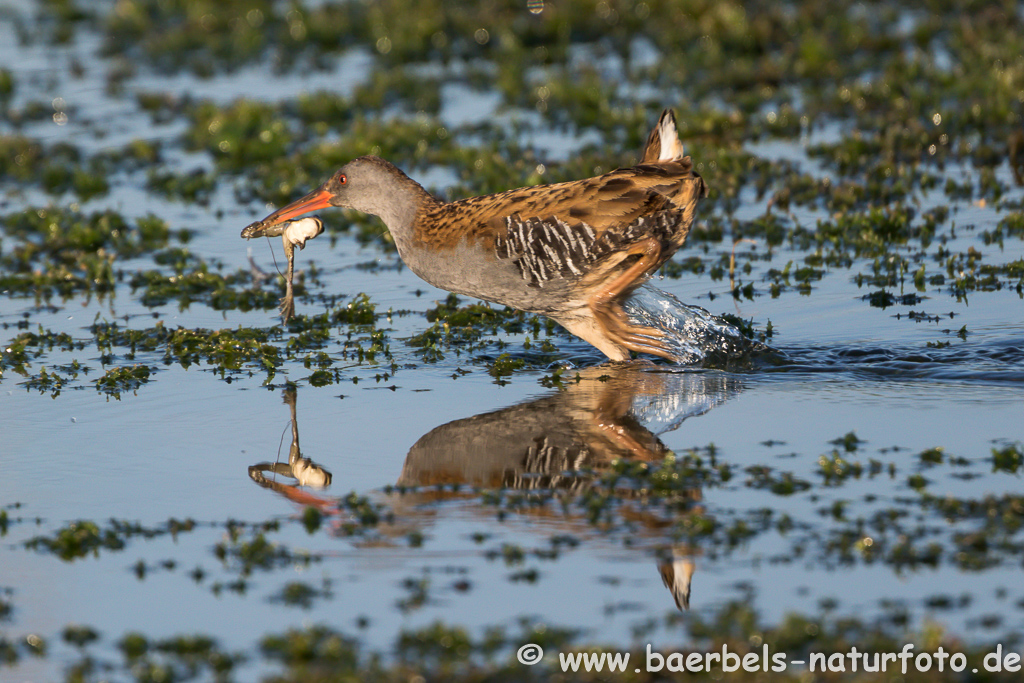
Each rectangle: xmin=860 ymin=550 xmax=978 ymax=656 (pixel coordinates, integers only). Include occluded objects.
xmin=244 ymin=216 xmax=324 ymax=322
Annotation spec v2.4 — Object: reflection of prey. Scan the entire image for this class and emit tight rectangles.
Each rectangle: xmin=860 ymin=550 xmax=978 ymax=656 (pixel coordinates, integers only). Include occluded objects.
xmin=249 ymin=391 xmax=332 ymax=499
xmin=248 ymin=366 xmax=740 ymax=610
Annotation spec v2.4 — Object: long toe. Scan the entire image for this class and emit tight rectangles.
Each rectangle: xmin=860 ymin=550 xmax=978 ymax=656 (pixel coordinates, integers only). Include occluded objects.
xmin=605 ymin=310 xmax=679 ymax=360
xmin=279 ymin=295 xmax=295 ymax=322
xmin=619 ymin=331 xmax=676 ymax=360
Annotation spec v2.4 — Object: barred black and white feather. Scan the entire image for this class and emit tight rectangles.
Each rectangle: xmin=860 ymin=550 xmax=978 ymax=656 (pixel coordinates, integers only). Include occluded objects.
xmin=494 ymin=198 xmax=684 ymax=287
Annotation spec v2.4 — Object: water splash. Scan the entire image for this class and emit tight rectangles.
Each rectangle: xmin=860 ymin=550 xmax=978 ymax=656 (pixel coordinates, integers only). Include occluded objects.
xmin=622 ymin=283 xmax=764 ymax=365
xmin=629 ymin=371 xmax=743 ymax=435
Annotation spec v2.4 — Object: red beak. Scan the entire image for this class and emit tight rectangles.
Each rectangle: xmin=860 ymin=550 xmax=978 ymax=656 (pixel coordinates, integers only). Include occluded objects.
xmin=241 ymin=186 xmax=334 ymax=238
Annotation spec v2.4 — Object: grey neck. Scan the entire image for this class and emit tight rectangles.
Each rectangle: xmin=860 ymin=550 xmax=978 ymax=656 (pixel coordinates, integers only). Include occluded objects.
xmin=349 ymin=157 xmax=437 ymax=246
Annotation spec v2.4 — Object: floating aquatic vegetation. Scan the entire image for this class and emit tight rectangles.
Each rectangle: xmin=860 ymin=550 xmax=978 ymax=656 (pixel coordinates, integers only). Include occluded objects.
xmin=23 ymin=518 xmax=199 ymax=562
xmin=18 ymin=362 xmax=85 ymax=398
xmin=0 ymin=135 xmax=163 ymax=200
xmin=146 ymin=167 xmax=217 ymax=204
xmin=406 ymin=293 xmax=554 ymax=362
xmin=0 ymin=207 xmax=176 ymax=299
xmin=268 ymin=579 xmax=334 ymax=609
xmin=130 ymin=261 xmax=280 ymax=311
xmin=186 ymin=98 xmax=292 ymax=171
xmin=93 ymin=364 xmax=151 ymax=399
xmin=0 ymin=331 xmax=83 ymax=379
xmin=214 ymin=530 xmax=321 ymax=576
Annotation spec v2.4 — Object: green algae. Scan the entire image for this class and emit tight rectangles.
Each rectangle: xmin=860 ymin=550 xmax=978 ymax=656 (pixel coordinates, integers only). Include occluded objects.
xmin=24 ymin=520 xmax=127 ymax=561
xmin=93 ymin=363 xmax=151 ymax=399
xmin=18 ymin=362 xmax=85 ymax=398
xmin=108 ymin=632 xmax=242 ymax=682
xmin=92 ymin=321 xmax=282 ymax=376
xmin=61 ymin=625 xmax=98 ymax=649
xmin=745 ymin=467 xmax=811 ymax=496
xmin=0 ymin=207 xmax=177 ymax=299
xmin=1 ymin=331 xmax=80 ymax=378
xmin=0 ymin=68 xmax=13 ymax=101
xmin=0 ymin=135 xmax=164 ymax=200
xmin=186 ymin=99 xmax=293 ymax=171
xmin=215 ymin=531 xmax=321 ymax=577
xmin=991 ymin=442 xmax=1024 ymax=474
xmin=0 ymin=591 xmax=11 ymax=622
xmin=146 ymin=167 xmax=217 ymax=204
xmin=2 ymin=291 xmax=395 ymax=394
xmin=102 ymin=0 xmax=279 ymax=75
xmin=24 ymin=518 xmax=199 ymax=562
xmin=130 ymin=263 xmax=279 ymax=311
xmin=406 ymin=293 xmax=558 ymax=363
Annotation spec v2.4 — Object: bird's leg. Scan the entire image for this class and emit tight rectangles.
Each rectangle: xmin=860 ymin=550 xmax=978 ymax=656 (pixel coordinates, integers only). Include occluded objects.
xmin=588 ymin=238 xmax=677 ymax=361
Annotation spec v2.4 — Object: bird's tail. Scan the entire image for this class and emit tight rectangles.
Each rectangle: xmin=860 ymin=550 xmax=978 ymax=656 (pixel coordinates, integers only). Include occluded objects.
xmin=639 ymin=109 xmax=686 ymax=164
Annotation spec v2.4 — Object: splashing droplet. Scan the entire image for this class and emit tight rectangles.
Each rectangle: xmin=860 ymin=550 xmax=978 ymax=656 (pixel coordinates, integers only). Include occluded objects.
xmin=622 ymin=284 xmax=764 ymax=365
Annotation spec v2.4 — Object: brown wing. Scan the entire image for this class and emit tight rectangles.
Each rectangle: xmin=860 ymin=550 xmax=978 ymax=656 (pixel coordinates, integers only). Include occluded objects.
xmin=492 ymin=193 xmax=683 ymax=287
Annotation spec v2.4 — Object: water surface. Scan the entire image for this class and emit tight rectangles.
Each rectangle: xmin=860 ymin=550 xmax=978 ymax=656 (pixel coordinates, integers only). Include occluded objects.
xmin=2 ymin=1 xmax=1024 ymax=680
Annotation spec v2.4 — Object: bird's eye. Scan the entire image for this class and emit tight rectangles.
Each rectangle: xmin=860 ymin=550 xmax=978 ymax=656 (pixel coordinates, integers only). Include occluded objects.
xmin=338 ymin=174 xmax=347 ymax=185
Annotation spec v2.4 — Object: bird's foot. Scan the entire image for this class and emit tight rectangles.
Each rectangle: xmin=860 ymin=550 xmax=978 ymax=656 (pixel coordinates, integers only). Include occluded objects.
xmin=618 ymin=328 xmax=678 ymax=361
xmin=279 ymin=295 xmax=295 ymax=323
xmin=599 ymin=308 xmax=679 ymax=361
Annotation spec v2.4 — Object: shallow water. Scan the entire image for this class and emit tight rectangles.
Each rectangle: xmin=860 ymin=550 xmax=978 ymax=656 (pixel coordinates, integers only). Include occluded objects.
xmin=2 ymin=1 xmax=1024 ymax=680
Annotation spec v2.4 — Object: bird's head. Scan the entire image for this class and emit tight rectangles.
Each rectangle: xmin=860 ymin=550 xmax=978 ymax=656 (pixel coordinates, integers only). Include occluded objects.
xmin=241 ymin=156 xmax=399 ymax=239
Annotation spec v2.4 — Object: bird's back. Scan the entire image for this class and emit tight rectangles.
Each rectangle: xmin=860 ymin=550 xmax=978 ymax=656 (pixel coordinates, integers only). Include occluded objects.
xmin=415 ymin=157 xmax=705 ymax=249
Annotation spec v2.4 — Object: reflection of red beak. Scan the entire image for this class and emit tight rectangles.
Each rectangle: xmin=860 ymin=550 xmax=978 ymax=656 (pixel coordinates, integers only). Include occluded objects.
xmin=241 ymin=186 xmax=333 ymax=238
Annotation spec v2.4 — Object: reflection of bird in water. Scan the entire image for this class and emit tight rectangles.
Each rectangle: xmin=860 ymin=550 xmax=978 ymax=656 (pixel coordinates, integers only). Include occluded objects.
xmin=246 ymin=366 xmax=740 ymax=610
xmin=397 ymin=366 xmax=733 ymax=489
xmin=242 ymin=110 xmax=706 ymax=361
xmin=659 ymin=554 xmax=697 ymax=611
